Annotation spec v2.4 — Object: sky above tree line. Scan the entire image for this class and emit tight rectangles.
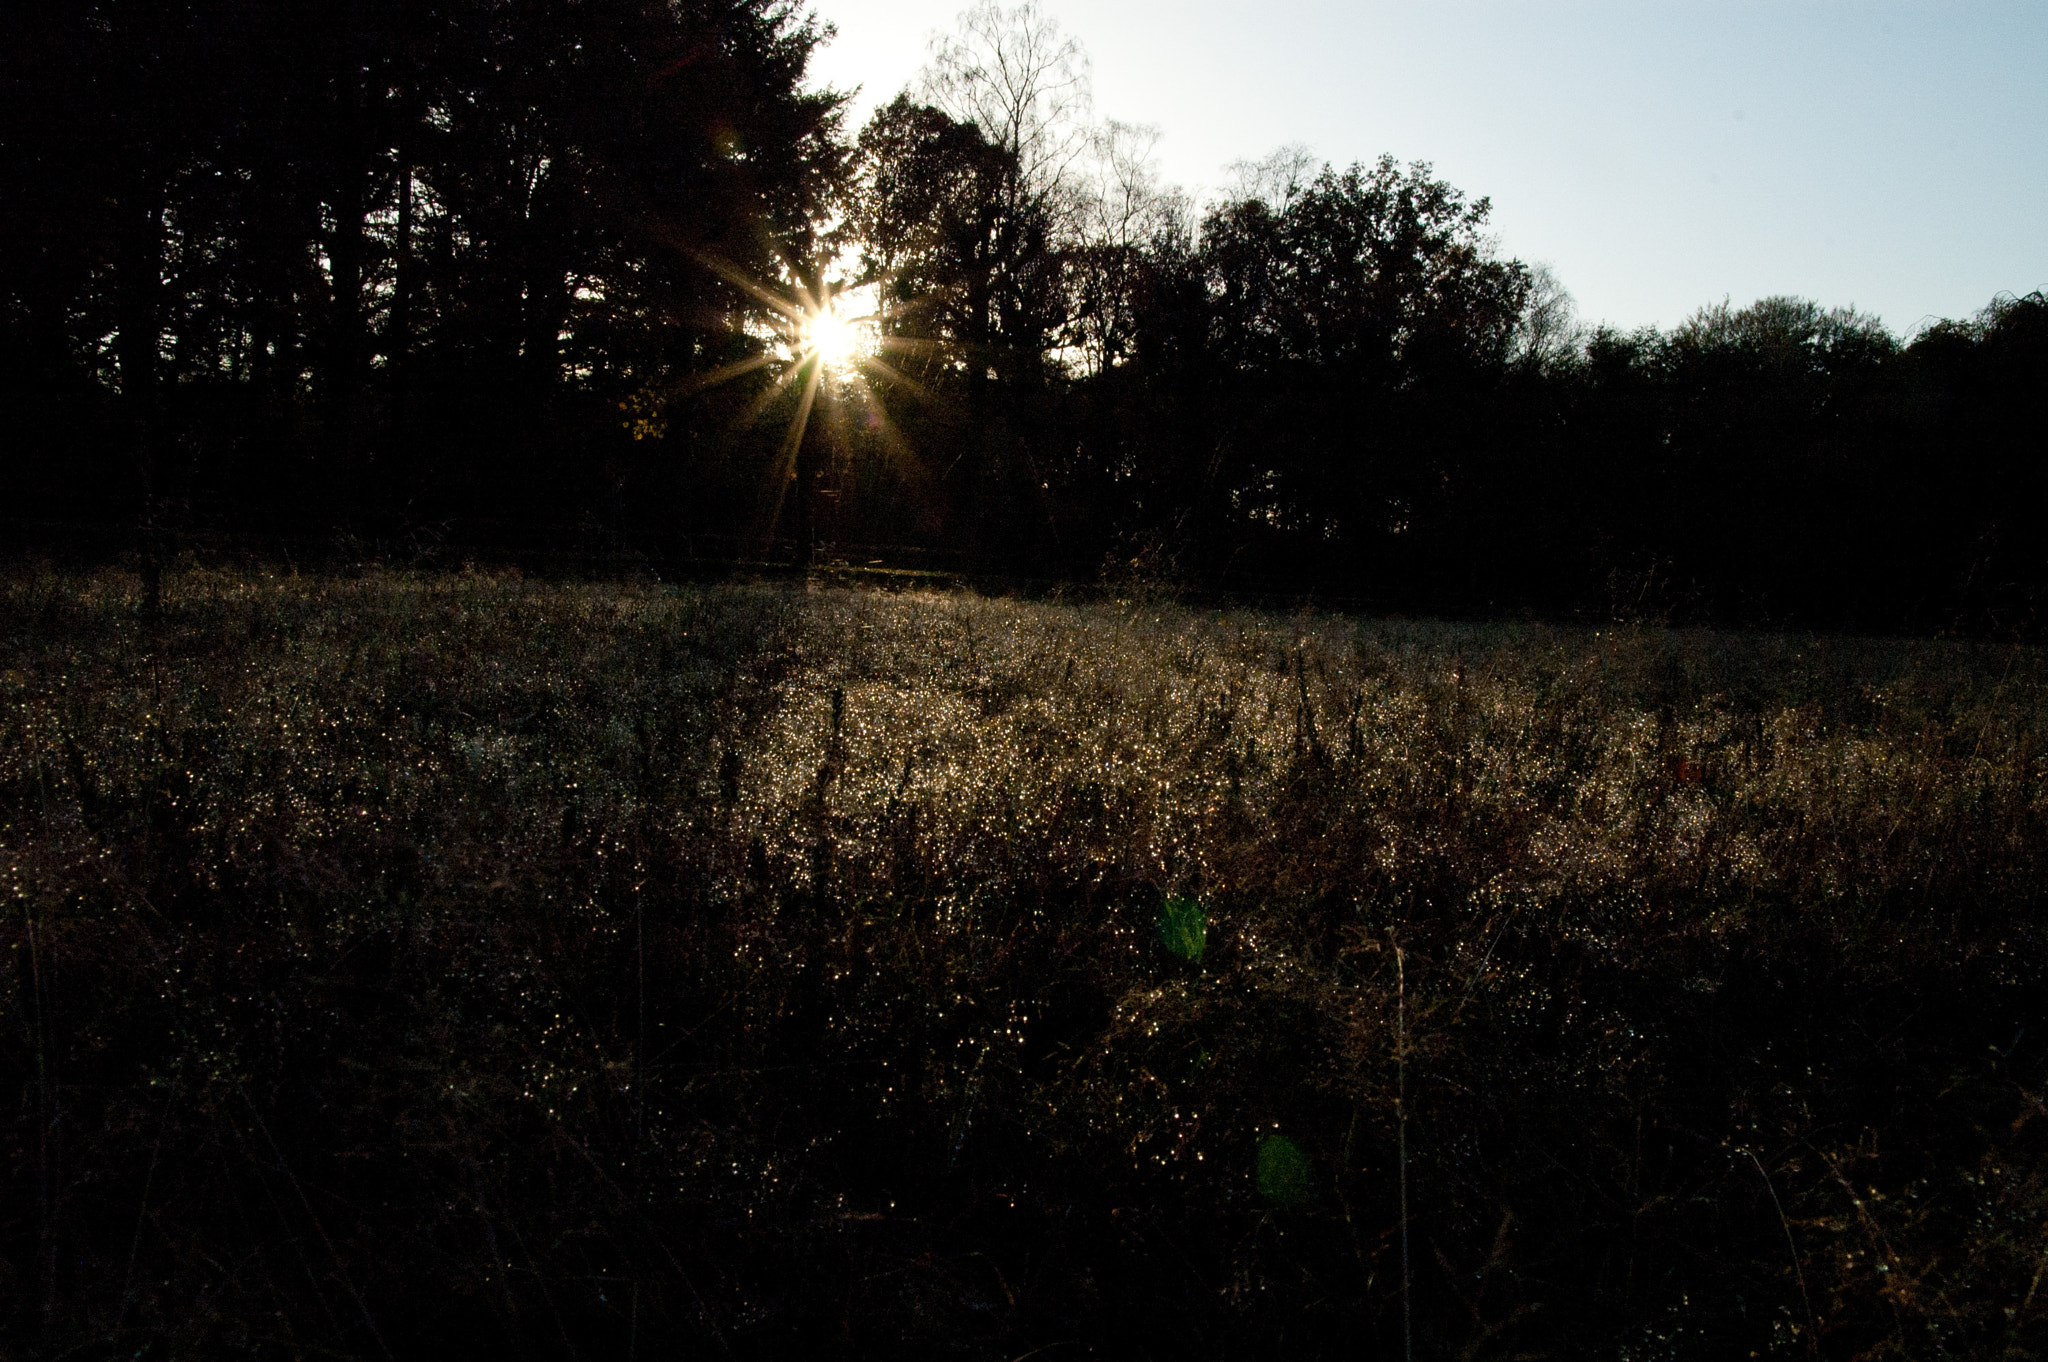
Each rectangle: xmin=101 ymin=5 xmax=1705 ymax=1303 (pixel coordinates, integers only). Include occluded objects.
xmin=805 ymin=0 xmax=2047 ymax=336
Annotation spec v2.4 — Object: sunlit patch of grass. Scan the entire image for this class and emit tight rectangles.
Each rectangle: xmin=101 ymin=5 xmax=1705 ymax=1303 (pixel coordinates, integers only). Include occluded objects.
xmin=2 ymin=568 xmax=2046 ymax=1357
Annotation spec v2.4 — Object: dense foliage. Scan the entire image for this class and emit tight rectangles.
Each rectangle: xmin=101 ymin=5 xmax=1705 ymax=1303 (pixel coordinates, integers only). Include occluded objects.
xmin=0 ymin=0 xmax=843 ymax=534
xmin=5 ymin=569 xmax=2048 ymax=1357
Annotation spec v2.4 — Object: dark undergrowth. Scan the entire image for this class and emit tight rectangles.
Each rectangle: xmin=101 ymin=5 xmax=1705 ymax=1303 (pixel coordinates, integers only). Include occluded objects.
xmin=4 ymin=567 xmax=2047 ymax=1359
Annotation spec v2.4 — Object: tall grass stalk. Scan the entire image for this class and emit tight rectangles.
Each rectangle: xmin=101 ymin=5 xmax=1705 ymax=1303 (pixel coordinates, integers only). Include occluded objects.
xmin=1394 ymin=931 xmax=1411 ymax=1362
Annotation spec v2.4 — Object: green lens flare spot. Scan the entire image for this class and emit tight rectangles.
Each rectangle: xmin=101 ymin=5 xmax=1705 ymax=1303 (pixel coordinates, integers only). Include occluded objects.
xmin=1159 ymin=897 xmax=1207 ymax=962
xmin=1256 ymin=1134 xmax=1310 ymax=1208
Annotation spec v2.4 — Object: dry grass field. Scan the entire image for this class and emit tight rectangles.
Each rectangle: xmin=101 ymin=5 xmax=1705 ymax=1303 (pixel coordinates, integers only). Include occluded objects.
xmin=4 ymin=567 xmax=2047 ymax=1358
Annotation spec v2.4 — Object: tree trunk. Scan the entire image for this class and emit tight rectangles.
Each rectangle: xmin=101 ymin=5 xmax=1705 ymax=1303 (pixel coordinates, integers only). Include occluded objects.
xmin=116 ymin=161 xmax=164 ymax=608
xmin=327 ymin=160 xmax=369 ymax=415
xmin=521 ymin=261 xmax=570 ymax=391
xmin=388 ymin=156 xmax=415 ymax=445
xmin=324 ymin=59 xmax=372 ymax=517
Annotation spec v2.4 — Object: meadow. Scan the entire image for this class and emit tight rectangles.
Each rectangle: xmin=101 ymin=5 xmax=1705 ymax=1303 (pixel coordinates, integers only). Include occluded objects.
xmin=4 ymin=566 xmax=2046 ymax=1359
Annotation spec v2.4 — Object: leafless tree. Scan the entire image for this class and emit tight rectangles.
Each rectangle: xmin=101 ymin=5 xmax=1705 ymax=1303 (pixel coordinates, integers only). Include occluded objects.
xmin=919 ymin=0 xmax=1094 ymax=229
xmin=1511 ymin=262 xmax=1585 ymax=370
xmin=917 ymin=1 xmax=1198 ymax=374
xmin=1224 ymin=143 xmax=1318 ymax=212
xmin=1088 ymin=120 xmax=1180 ymax=250
xmin=1073 ymin=119 xmax=1189 ymax=370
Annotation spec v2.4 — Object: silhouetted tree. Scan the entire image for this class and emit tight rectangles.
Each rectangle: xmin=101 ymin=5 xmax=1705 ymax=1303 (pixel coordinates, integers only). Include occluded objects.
xmin=0 ymin=0 xmax=844 ymax=543
xmin=1136 ymin=156 xmax=1532 ymax=592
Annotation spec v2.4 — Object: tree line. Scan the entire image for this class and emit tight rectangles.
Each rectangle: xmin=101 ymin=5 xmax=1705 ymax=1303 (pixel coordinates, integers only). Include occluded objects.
xmin=3 ymin=0 xmax=2043 ymax=634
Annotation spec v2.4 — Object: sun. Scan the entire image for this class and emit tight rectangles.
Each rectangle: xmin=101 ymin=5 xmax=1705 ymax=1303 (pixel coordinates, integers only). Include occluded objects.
xmin=667 ymin=250 xmax=914 ymax=556
xmin=797 ymin=292 xmax=877 ymax=373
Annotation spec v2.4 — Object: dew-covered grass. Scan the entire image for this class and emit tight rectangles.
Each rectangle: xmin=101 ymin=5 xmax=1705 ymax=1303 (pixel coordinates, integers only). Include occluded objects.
xmin=4 ymin=566 xmax=2046 ymax=1358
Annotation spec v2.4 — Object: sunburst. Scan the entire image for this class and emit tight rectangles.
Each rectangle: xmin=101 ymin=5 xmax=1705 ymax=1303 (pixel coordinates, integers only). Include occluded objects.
xmin=795 ymin=292 xmax=877 ymax=373
xmin=683 ymin=249 xmax=932 ymax=560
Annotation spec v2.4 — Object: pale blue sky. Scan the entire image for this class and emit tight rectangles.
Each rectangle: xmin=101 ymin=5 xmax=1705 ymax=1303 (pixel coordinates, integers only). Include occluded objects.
xmin=804 ymin=0 xmax=2047 ymax=335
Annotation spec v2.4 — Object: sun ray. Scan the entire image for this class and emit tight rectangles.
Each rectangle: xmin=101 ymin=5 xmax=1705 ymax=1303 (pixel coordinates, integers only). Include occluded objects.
xmin=858 ymin=354 xmax=927 ymax=398
xmin=688 ymin=246 xmax=808 ymax=325
xmin=782 ymin=361 xmax=822 ymax=461
xmin=853 ymin=391 xmax=925 ymax=479
xmin=875 ymin=334 xmax=947 ymax=370
xmin=772 ymin=240 xmax=821 ymax=316
xmin=732 ymin=355 xmax=807 ymax=431
xmin=676 ymin=352 xmax=776 ymax=395
xmin=755 ymin=360 xmax=823 ymax=550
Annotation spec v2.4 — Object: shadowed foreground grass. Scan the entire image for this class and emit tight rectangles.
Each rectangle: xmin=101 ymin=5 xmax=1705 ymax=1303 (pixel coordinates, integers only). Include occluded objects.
xmin=4 ymin=567 xmax=2047 ymax=1359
